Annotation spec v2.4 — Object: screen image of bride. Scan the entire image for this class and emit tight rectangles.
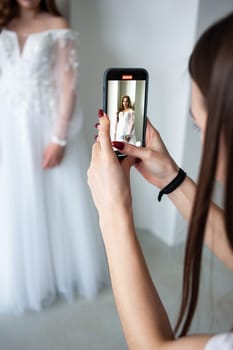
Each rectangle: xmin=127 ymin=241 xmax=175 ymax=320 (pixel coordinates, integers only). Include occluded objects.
xmin=114 ymin=95 xmax=136 ymax=145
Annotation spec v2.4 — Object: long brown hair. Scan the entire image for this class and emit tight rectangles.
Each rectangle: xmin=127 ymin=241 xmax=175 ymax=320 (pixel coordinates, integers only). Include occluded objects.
xmin=175 ymin=12 xmax=233 ymax=336
xmin=116 ymin=95 xmax=133 ymax=122
xmin=0 ymin=0 xmax=61 ymax=28
xmin=120 ymin=95 xmax=132 ymax=111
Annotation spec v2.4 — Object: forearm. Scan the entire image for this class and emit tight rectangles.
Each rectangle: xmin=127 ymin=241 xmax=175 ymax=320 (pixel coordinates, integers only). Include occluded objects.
xmin=128 ymin=121 xmax=133 ymax=135
xmin=168 ymin=176 xmax=233 ymax=269
xmin=100 ymin=209 xmax=174 ymax=349
xmin=54 ymin=34 xmax=79 ymax=140
xmin=53 ymin=89 xmax=76 ymax=140
xmin=100 ymin=209 xmax=213 ymax=349
xmin=128 ymin=116 xmax=135 ymax=135
xmin=168 ymin=176 xmax=195 ymax=222
xmin=205 ymin=202 xmax=233 ymax=269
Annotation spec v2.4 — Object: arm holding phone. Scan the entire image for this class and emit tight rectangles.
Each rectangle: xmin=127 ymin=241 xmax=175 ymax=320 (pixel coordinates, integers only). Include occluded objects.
xmin=88 ymin=112 xmax=218 ymax=349
xmin=112 ymin=118 xmax=232 ymax=271
xmin=88 ymin=12 xmax=233 ymax=347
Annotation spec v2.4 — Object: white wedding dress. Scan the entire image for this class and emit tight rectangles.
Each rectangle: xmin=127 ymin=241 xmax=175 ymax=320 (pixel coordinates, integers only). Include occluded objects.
xmin=115 ymin=110 xmax=136 ymax=145
xmin=0 ymin=28 xmax=108 ymax=313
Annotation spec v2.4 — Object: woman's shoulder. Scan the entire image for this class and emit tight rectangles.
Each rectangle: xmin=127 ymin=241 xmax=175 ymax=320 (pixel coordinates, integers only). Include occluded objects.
xmin=127 ymin=108 xmax=135 ymax=114
xmin=43 ymin=15 xmax=78 ymax=40
xmin=45 ymin=15 xmax=70 ymax=30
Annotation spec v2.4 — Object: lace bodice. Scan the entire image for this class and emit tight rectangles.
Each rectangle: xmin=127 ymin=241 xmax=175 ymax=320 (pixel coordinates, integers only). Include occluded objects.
xmin=0 ymin=29 xmax=80 ymax=140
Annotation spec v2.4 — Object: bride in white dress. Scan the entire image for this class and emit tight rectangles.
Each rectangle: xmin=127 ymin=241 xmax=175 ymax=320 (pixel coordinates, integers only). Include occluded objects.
xmin=0 ymin=0 xmax=108 ymax=313
xmin=113 ymin=95 xmax=136 ymax=145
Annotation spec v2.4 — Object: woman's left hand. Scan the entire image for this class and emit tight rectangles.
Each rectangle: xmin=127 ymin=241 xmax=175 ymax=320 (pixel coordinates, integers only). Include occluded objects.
xmin=42 ymin=143 xmax=65 ymax=169
xmin=87 ymin=113 xmax=135 ymax=227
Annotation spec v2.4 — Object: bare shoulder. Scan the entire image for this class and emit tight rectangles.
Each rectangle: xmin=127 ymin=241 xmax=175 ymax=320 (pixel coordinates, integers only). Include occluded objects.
xmin=42 ymin=14 xmax=70 ymax=30
xmin=49 ymin=16 xmax=70 ymax=30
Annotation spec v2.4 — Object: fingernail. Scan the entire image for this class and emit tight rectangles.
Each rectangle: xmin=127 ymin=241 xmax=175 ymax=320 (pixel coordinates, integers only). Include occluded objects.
xmin=94 ymin=122 xmax=100 ymax=128
xmin=112 ymin=141 xmax=124 ymax=150
xmin=98 ymin=109 xmax=104 ymax=118
xmin=94 ymin=135 xmax=98 ymax=141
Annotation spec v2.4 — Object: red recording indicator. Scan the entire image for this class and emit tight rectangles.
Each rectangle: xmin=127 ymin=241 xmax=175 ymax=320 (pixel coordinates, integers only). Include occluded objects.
xmin=122 ymin=75 xmax=133 ymax=80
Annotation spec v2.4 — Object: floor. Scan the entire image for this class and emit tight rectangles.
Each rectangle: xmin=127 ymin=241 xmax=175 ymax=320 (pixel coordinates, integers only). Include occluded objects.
xmin=0 ymin=230 xmax=232 ymax=350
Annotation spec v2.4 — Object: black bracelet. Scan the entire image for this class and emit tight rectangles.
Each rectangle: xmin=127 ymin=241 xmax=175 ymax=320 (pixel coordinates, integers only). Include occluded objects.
xmin=158 ymin=168 xmax=186 ymax=202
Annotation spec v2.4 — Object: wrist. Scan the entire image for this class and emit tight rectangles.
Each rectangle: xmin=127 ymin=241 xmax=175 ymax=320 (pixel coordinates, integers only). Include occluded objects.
xmin=51 ymin=136 xmax=67 ymax=147
xmin=157 ymin=163 xmax=179 ymax=189
xmin=158 ymin=168 xmax=187 ymax=202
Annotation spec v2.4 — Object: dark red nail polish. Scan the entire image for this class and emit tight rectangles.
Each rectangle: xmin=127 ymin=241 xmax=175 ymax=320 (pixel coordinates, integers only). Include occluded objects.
xmin=94 ymin=135 xmax=98 ymax=141
xmin=94 ymin=122 xmax=100 ymax=128
xmin=112 ymin=141 xmax=124 ymax=150
xmin=98 ymin=109 xmax=104 ymax=118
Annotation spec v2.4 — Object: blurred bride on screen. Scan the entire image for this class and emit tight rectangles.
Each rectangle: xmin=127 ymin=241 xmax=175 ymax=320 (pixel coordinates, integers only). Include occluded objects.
xmin=113 ymin=95 xmax=136 ymax=145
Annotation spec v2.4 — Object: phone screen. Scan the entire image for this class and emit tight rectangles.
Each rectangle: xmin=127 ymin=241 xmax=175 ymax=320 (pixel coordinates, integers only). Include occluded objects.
xmin=103 ymin=68 xmax=149 ymax=157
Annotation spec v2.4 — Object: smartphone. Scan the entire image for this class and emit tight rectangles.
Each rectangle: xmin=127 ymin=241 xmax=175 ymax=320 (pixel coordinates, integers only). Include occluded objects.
xmin=103 ymin=68 xmax=149 ymax=158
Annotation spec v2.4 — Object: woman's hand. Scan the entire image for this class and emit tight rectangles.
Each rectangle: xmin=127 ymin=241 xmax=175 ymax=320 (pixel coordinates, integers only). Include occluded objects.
xmin=114 ymin=119 xmax=179 ymax=189
xmin=87 ymin=113 xmax=135 ymax=226
xmin=42 ymin=143 xmax=65 ymax=169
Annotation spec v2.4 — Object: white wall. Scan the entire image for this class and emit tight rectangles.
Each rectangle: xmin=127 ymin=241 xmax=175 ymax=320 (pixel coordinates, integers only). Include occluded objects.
xmin=56 ymin=0 xmax=70 ymax=20
xmin=70 ymin=0 xmax=199 ymax=245
xmin=70 ymin=0 xmax=233 ymax=245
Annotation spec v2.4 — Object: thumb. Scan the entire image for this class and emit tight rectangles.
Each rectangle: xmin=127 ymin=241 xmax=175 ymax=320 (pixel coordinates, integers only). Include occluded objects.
xmin=113 ymin=142 xmax=149 ymax=162
xmin=98 ymin=113 xmax=113 ymax=154
xmin=121 ymin=155 xmax=136 ymax=174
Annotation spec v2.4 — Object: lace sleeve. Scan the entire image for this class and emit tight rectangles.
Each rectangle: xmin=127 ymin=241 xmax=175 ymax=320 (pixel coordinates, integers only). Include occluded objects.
xmin=127 ymin=110 xmax=135 ymax=136
xmin=205 ymin=333 xmax=233 ymax=350
xmin=51 ymin=30 xmax=80 ymax=144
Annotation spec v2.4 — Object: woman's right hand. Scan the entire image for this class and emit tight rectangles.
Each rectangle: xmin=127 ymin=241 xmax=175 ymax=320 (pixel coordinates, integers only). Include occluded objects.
xmin=114 ymin=119 xmax=179 ymax=189
xmin=42 ymin=143 xmax=65 ymax=169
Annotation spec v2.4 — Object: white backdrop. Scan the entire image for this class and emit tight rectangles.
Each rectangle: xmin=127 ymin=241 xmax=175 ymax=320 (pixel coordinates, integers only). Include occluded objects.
xmin=56 ymin=0 xmax=70 ymax=20
xmin=70 ymin=0 xmax=233 ymax=245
